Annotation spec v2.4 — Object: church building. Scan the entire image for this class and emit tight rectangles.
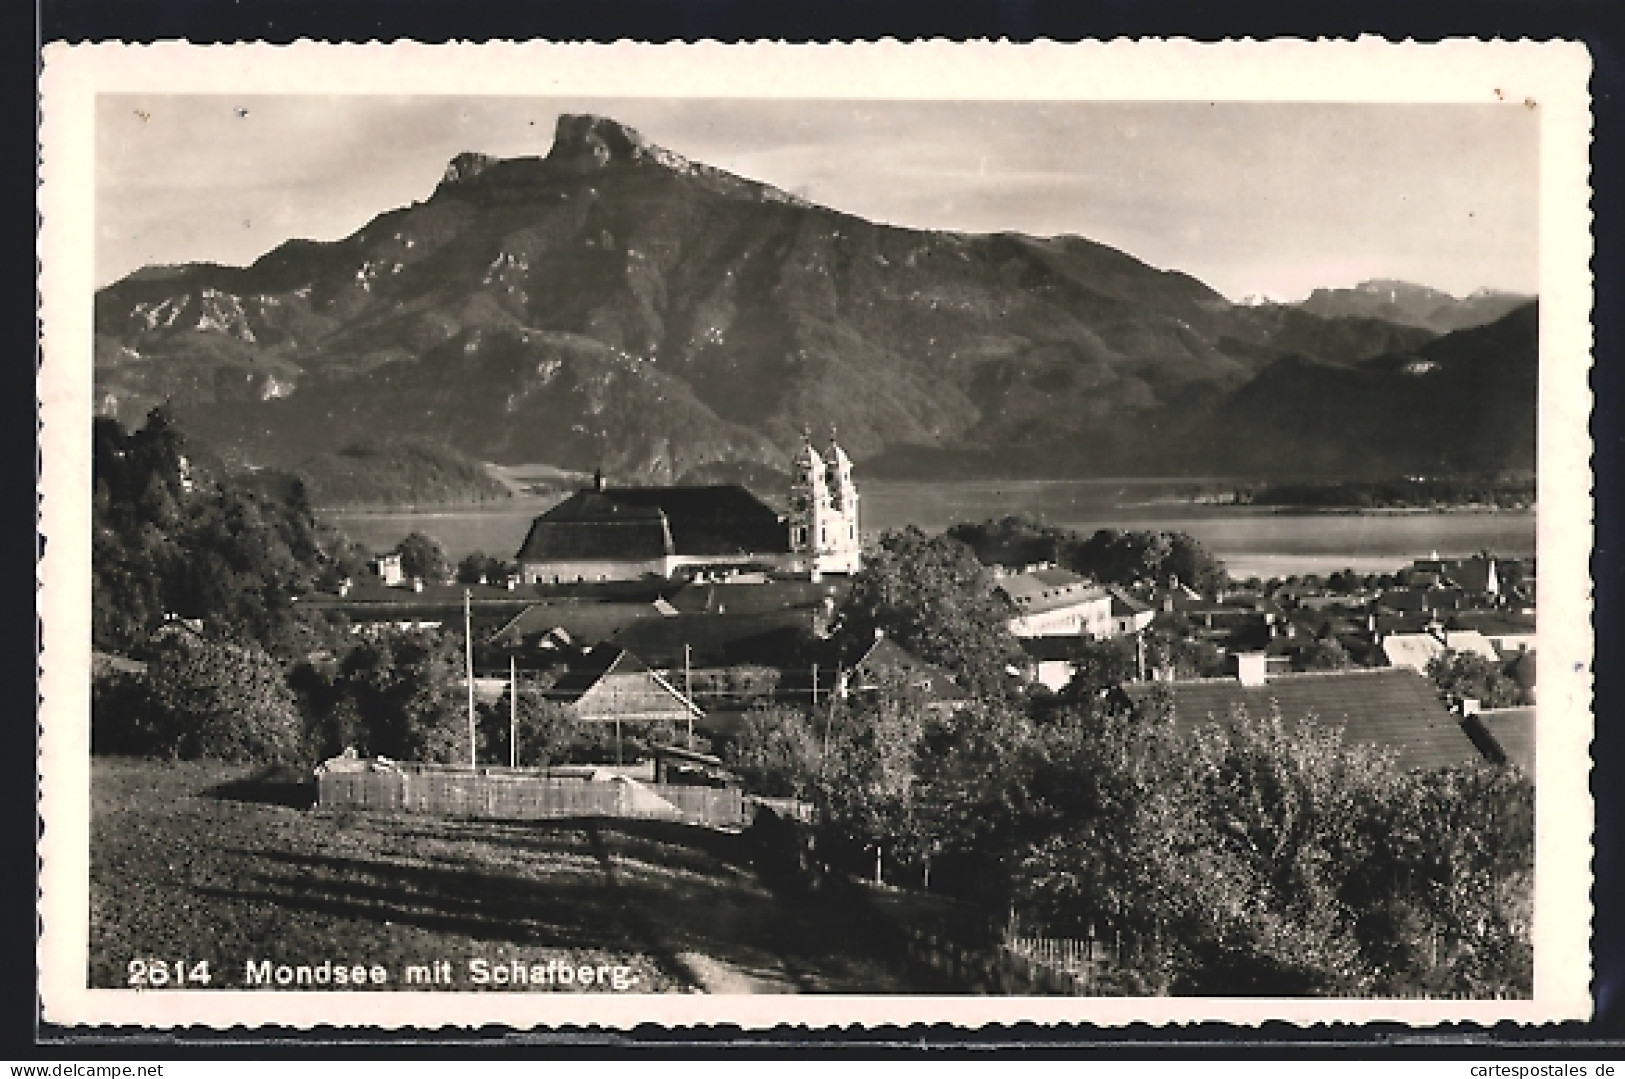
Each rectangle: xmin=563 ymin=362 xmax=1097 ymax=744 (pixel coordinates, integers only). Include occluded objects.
xmin=515 ymin=430 xmax=861 ymax=583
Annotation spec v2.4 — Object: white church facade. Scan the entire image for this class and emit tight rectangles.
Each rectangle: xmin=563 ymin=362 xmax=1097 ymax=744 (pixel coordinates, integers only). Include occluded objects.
xmin=787 ymin=430 xmax=862 ymax=577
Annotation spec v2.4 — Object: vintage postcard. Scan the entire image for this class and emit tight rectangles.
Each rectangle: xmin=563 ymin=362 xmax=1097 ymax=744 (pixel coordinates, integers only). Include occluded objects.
xmin=37 ymin=40 xmax=1595 ymax=1030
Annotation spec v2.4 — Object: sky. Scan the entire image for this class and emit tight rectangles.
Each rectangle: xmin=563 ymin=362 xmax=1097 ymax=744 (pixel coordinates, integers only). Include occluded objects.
xmin=95 ymin=96 xmax=1540 ymax=302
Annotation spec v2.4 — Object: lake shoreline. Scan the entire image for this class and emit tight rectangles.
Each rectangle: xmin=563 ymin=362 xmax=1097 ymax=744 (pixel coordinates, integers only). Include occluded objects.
xmin=323 ymin=478 xmax=1536 ymax=579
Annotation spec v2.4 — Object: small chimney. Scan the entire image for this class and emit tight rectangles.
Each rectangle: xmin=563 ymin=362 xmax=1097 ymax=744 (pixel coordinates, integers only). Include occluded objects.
xmin=874 ymin=627 xmax=885 ymax=640
xmin=412 ymin=577 xmax=425 ymax=594
xmin=1232 ymin=652 xmax=1268 ymax=687
xmin=1367 ymin=613 xmax=1377 ymax=633
xmin=593 ymin=467 xmax=605 ymax=492
xmin=1455 ymin=696 xmax=1482 ymax=717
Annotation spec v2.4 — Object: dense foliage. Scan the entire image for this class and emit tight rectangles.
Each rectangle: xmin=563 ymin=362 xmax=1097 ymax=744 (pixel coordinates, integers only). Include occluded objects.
xmin=1427 ymin=652 xmax=1526 ymax=710
xmin=297 ymin=629 xmax=471 ymax=764
xmin=92 ymin=408 xmax=336 ymax=659
xmin=743 ymin=651 xmax=1532 ymax=997
xmin=725 ymin=705 xmax=825 ymax=799
xmin=391 ymin=531 xmax=452 ymax=583
xmin=456 ymin=550 xmax=511 ymax=585
xmin=94 ymin=631 xmax=304 ymax=763
xmin=833 ymin=526 xmax=1022 ymax=696
xmin=948 ymin=515 xmax=1229 ymax=593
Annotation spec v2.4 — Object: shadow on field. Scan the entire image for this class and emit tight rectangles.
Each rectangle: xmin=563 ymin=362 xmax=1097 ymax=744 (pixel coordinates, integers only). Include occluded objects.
xmin=205 ymin=765 xmax=316 ymax=809
xmin=197 ymin=846 xmax=628 ymax=950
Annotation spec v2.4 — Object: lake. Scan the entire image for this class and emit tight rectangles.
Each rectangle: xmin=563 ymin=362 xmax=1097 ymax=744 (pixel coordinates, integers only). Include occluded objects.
xmin=326 ymin=477 xmax=1536 ymax=582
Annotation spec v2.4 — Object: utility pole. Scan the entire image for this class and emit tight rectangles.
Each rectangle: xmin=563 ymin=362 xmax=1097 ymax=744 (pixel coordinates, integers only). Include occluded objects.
xmin=683 ymin=643 xmax=693 ymax=747
xmin=464 ymin=588 xmax=477 ymax=769
xmin=811 ymin=661 xmax=819 ymax=708
xmin=509 ymin=653 xmax=518 ymax=769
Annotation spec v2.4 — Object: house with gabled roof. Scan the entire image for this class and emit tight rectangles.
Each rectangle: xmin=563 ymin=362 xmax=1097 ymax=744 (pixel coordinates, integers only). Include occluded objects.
xmin=550 ymin=646 xmax=704 ymax=725
xmin=840 ymin=634 xmax=969 ymax=711
xmin=996 ymin=567 xmax=1113 ymax=638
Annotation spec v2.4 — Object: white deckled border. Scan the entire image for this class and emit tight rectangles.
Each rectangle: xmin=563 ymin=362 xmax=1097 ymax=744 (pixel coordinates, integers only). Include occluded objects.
xmin=38 ymin=37 xmax=1595 ymax=1030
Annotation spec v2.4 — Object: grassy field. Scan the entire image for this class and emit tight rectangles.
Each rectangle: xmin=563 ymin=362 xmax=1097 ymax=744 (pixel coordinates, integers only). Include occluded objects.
xmin=90 ymin=757 xmax=949 ymax=994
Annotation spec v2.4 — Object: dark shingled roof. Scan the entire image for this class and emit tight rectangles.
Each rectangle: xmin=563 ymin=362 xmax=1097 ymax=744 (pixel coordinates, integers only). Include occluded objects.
xmin=611 ymin=609 xmax=817 ymax=668
xmin=665 ymin=579 xmax=845 ymax=616
xmin=1118 ymin=667 xmax=1480 ymax=771
xmin=515 ymin=485 xmax=789 ymax=564
xmin=848 ymin=637 xmax=968 ymax=705
xmin=491 ymin=600 xmax=659 ymax=647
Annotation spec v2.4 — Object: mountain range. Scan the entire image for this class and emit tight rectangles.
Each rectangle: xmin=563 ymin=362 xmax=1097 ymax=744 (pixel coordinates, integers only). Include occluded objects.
xmin=93 ymin=113 xmax=1537 ymax=488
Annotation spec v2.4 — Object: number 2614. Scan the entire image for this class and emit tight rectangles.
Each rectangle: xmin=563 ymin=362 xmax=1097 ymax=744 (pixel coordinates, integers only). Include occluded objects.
xmin=127 ymin=959 xmax=211 ymax=987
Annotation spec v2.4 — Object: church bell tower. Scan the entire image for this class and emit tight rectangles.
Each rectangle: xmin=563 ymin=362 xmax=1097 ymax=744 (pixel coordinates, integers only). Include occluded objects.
xmin=788 ymin=429 xmax=829 ymax=570
xmin=821 ymin=427 xmax=861 ymax=574
xmin=786 ymin=426 xmax=861 ymax=577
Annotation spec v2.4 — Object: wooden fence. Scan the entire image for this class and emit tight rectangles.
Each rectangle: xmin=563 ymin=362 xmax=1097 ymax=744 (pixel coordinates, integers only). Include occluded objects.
xmin=316 ymin=766 xmax=749 ymax=829
xmin=890 ymin=923 xmax=1098 ymax=995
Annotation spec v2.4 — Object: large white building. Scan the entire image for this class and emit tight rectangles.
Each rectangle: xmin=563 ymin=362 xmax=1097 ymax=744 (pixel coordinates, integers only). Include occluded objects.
xmin=997 ymin=567 xmax=1114 ymax=638
xmin=515 ymin=430 xmax=861 ymax=583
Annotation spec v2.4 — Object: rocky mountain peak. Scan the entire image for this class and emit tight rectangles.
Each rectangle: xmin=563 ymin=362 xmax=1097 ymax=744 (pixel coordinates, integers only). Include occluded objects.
xmin=441 ymin=151 xmax=499 ymax=186
xmin=545 ymin=113 xmax=689 ymax=176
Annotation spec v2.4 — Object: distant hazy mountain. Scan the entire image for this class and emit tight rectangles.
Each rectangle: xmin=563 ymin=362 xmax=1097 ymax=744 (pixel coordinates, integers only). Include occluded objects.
xmin=1298 ymin=279 xmax=1534 ymax=335
xmin=95 ymin=113 xmax=1526 ymax=484
xmin=1187 ymin=302 xmax=1538 ymax=476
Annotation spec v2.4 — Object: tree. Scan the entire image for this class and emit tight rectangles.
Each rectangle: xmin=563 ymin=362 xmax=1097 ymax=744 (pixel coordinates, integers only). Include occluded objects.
xmin=726 ymin=705 xmax=824 ymax=799
xmin=1059 ymin=637 xmax=1138 ymax=698
xmin=1296 ymin=635 xmax=1353 ymax=671
xmin=92 ymin=409 xmax=342 ymax=658
xmin=457 ymin=550 xmax=508 ymax=586
xmin=946 ymin=514 xmax=1066 ymax=569
xmin=139 ymin=631 xmax=304 ymax=763
xmin=815 ymin=673 xmax=936 ymax=877
xmin=1061 ymin=528 xmax=1228 ymax=592
xmin=1426 ymin=651 xmax=1523 ymax=709
xmin=1010 ymin=691 xmax=1533 ymax=998
xmin=1343 ymin=764 xmax=1533 ymax=997
xmin=833 ymin=526 xmax=1021 ymax=696
xmin=332 ymin=629 xmax=469 ymax=763
xmin=479 ymin=675 xmax=577 ymax=768
xmin=394 ymin=531 xmax=451 ymax=583
xmin=909 ymin=697 xmax=1038 ymax=899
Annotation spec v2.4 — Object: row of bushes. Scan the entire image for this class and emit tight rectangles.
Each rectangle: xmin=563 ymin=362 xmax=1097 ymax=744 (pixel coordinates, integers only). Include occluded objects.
xmin=92 ymin=627 xmax=702 ymax=768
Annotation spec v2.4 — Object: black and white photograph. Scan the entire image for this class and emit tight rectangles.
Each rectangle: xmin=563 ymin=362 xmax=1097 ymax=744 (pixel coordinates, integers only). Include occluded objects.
xmin=37 ymin=41 xmax=1595 ymax=1028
